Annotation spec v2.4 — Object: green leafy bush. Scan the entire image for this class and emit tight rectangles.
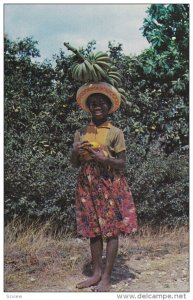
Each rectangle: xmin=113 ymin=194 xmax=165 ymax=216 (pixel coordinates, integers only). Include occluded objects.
xmin=125 ymin=145 xmax=189 ymax=226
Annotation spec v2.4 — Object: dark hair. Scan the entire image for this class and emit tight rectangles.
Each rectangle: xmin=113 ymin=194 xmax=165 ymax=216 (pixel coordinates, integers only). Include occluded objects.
xmin=86 ymin=93 xmax=112 ymax=110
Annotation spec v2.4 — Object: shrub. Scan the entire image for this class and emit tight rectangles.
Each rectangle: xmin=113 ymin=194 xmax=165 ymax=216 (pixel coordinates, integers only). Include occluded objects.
xmin=126 ymin=145 xmax=189 ymax=227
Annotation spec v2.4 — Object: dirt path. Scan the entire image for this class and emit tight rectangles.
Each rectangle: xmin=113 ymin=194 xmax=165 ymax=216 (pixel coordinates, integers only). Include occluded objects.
xmin=5 ymin=236 xmax=189 ymax=293
xmin=55 ymin=251 xmax=189 ymax=293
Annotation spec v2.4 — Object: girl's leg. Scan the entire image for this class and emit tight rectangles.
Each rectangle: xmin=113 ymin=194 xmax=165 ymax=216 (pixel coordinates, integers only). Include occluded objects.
xmin=76 ymin=235 xmax=103 ymax=289
xmin=93 ymin=236 xmax=118 ymax=292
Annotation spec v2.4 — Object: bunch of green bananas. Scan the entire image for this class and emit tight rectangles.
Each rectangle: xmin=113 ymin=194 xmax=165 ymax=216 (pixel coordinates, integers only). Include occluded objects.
xmin=71 ymin=51 xmax=112 ymax=82
xmin=63 ymin=42 xmax=128 ymax=105
xmin=64 ymin=42 xmax=113 ymax=83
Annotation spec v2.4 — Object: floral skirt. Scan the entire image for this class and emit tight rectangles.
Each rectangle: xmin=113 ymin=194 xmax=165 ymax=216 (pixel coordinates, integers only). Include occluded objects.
xmin=75 ymin=161 xmax=138 ymax=238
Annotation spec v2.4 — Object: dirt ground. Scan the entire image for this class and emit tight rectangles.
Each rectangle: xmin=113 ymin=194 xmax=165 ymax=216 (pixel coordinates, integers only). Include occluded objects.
xmin=4 ymin=231 xmax=189 ymax=293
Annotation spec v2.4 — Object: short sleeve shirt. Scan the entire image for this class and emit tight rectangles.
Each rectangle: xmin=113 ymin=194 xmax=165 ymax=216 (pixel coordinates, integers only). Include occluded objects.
xmin=74 ymin=121 xmax=126 ymax=158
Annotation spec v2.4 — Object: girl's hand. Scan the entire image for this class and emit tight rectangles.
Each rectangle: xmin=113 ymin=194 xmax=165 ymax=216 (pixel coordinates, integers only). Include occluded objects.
xmin=87 ymin=148 xmax=107 ymax=162
xmin=72 ymin=141 xmax=91 ymax=156
xmin=87 ymin=149 xmax=126 ymax=170
xmin=71 ymin=141 xmax=92 ymax=167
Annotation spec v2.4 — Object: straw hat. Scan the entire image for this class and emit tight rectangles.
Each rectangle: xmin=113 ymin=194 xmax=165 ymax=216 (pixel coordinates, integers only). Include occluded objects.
xmin=76 ymin=82 xmax=121 ymax=114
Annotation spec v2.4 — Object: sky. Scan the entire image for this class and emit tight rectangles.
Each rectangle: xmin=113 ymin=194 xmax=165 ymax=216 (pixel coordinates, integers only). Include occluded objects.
xmin=4 ymin=3 xmax=150 ymax=62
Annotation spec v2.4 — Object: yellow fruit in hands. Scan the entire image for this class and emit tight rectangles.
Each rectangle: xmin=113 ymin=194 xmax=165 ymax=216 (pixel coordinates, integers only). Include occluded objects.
xmin=81 ymin=142 xmax=108 ymax=160
xmin=80 ymin=141 xmax=99 ymax=160
xmin=81 ymin=141 xmax=98 ymax=154
xmin=103 ymin=150 xmax=108 ymax=157
xmin=89 ymin=142 xmax=108 ymax=157
xmin=90 ymin=142 xmax=99 ymax=149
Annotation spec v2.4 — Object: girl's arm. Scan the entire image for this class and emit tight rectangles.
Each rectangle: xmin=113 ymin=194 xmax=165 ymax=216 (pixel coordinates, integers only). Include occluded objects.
xmin=70 ymin=142 xmax=81 ymax=168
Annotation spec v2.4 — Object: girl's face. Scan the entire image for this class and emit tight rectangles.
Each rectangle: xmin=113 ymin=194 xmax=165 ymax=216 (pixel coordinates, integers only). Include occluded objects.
xmin=86 ymin=94 xmax=112 ymax=120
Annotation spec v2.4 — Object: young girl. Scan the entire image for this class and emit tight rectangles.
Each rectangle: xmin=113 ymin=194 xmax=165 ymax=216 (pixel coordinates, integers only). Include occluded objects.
xmin=71 ymin=82 xmax=138 ymax=292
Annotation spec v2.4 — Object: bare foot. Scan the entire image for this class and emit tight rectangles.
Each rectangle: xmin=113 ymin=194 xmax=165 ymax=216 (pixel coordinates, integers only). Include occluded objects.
xmin=76 ymin=274 xmax=101 ymax=289
xmin=92 ymin=277 xmax=111 ymax=292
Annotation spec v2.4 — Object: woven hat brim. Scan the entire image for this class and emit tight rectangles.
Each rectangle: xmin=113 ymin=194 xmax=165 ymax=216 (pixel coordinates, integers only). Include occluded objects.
xmin=76 ymin=82 xmax=121 ymax=114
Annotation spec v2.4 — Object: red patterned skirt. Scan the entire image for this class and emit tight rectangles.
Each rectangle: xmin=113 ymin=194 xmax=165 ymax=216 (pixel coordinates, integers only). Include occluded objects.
xmin=75 ymin=161 xmax=138 ymax=238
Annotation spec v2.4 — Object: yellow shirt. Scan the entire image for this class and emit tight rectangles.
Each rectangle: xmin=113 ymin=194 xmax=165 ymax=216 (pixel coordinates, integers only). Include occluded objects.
xmin=74 ymin=121 xmax=126 ymax=159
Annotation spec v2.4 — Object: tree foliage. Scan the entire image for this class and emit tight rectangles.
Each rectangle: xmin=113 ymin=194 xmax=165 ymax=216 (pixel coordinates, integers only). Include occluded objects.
xmin=4 ymin=4 xmax=189 ymax=230
xmin=139 ymin=4 xmax=189 ymax=153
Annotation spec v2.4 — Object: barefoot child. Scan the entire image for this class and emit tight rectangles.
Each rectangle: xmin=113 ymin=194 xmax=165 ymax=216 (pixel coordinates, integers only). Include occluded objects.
xmin=70 ymin=82 xmax=138 ymax=292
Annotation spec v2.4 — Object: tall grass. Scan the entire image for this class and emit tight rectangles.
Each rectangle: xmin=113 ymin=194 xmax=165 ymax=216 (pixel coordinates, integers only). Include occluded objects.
xmin=130 ymin=225 xmax=189 ymax=250
xmin=4 ymin=218 xmax=189 ymax=292
xmin=5 ymin=218 xmax=189 ymax=260
xmin=4 ymin=218 xmax=88 ymax=275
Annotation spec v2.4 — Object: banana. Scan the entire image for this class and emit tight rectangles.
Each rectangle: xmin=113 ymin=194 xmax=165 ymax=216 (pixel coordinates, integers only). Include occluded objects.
xmin=110 ymin=78 xmax=119 ymax=87
xmin=95 ymin=61 xmax=111 ymax=70
xmin=106 ymin=77 xmax=115 ymax=86
xmin=84 ymin=59 xmax=92 ymax=70
xmin=103 ymin=150 xmax=108 ymax=157
xmin=74 ymin=64 xmax=83 ymax=81
xmin=93 ymin=66 xmax=100 ymax=82
xmin=94 ymin=51 xmax=108 ymax=59
xmin=117 ymin=88 xmax=128 ymax=103
xmin=83 ymin=60 xmax=94 ymax=81
xmin=108 ymin=73 xmax=121 ymax=79
xmin=89 ymin=64 xmax=99 ymax=82
xmin=72 ymin=63 xmax=80 ymax=80
xmin=81 ymin=62 xmax=90 ymax=82
xmin=93 ymin=63 xmax=107 ymax=79
xmin=84 ymin=60 xmax=93 ymax=73
xmin=88 ymin=142 xmax=108 ymax=158
xmin=118 ymin=88 xmax=127 ymax=94
xmin=108 ymin=74 xmax=121 ymax=84
xmin=108 ymin=71 xmax=121 ymax=78
xmin=77 ymin=63 xmax=84 ymax=81
xmin=96 ymin=56 xmax=111 ymax=63
xmin=93 ymin=64 xmax=103 ymax=81
xmin=78 ymin=62 xmax=91 ymax=82
xmin=109 ymin=65 xmax=118 ymax=71
xmin=71 ymin=62 xmax=79 ymax=74
xmin=118 ymin=88 xmax=127 ymax=98
xmin=109 ymin=74 xmax=121 ymax=81
xmin=90 ymin=142 xmax=99 ymax=149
